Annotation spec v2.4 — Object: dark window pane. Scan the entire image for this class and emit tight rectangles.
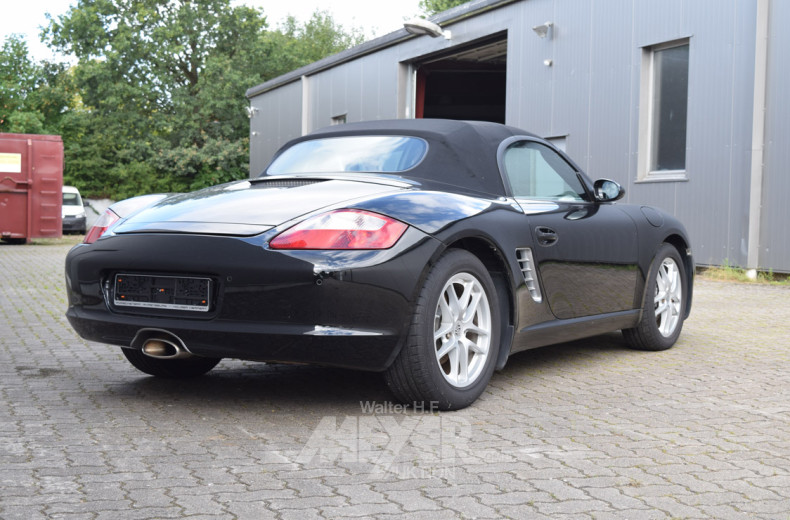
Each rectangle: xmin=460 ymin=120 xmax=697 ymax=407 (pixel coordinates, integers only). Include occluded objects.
xmin=651 ymin=44 xmax=689 ymax=171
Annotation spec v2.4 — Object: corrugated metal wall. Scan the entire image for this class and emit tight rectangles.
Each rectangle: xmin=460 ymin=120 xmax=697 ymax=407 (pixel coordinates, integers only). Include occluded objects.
xmin=250 ymin=0 xmax=789 ymax=271
xmin=308 ymin=46 xmax=402 ymax=130
xmin=250 ymin=80 xmax=303 ymax=175
xmin=761 ymin=0 xmax=790 ymax=272
xmin=503 ymin=0 xmax=756 ymax=268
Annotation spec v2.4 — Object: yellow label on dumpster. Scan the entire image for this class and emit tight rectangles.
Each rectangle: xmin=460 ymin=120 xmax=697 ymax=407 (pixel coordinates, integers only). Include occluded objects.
xmin=0 ymin=153 xmax=22 ymax=173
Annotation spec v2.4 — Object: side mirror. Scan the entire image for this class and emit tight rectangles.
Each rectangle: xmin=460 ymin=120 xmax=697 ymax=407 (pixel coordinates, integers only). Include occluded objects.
xmin=593 ymin=179 xmax=625 ymax=202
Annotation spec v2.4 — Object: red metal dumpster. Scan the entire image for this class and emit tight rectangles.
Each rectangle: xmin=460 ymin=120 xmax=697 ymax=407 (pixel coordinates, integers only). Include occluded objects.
xmin=0 ymin=133 xmax=63 ymax=243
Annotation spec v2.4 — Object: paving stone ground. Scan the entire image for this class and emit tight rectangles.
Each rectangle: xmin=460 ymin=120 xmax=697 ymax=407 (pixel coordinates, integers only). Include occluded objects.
xmin=1 ymin=241 xmax=789 ymax=519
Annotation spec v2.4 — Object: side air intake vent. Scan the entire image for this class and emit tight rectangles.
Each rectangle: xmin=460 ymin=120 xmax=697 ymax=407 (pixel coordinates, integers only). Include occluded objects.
xmin=516 ymin=248 xmax=542 ymax=302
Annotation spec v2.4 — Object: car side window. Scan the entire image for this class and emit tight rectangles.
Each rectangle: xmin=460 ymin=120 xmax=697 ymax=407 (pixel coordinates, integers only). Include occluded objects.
xmin=503 ymin=141 xmax=586 ymax=201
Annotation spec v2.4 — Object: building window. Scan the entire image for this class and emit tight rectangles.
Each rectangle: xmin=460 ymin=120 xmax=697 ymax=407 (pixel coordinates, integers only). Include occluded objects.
xmin=638 ymin=39 xmax=690 ymax=181
xmin=331 ymin=114 xmax=347 ymax=125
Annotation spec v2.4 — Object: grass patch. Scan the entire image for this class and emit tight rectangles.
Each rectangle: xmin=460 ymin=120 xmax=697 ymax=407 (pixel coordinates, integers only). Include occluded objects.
xmin=28 ymin=235 xmax=84 ymax=246
xmin=698 ymin=260 xmax=790 ymax=285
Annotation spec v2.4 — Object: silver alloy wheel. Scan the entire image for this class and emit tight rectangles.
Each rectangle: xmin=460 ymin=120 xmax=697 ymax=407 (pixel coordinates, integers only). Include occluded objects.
xmin=433 ymin=272 xmax=492 ymax=388
xmin=654 ymin=257 xmax=682 ymax=337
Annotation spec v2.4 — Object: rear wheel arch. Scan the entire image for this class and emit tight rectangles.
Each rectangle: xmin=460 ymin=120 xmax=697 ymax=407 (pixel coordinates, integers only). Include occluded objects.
xmin=384 ymin=248 xmax=502 ymax=409
xmin=382 ymin=237 xmax=515 ymax=374
xmin=445 ymin=237 xmax=515 ymax=370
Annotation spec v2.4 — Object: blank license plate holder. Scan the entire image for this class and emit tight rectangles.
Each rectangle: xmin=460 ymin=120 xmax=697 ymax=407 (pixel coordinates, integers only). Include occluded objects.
xmin=113 ymin=273 xmax=211 ymax=312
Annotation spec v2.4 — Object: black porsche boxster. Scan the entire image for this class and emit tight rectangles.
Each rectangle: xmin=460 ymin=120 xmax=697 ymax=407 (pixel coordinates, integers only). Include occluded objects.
xmin=65 ymin=119 xmax=693 ymax=409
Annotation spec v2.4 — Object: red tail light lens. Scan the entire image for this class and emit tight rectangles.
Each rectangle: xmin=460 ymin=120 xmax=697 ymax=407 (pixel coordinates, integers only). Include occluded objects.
xmin=269 ymin=209 xmax=408 ymax=250
xmin=83 ymin=209 xmax=120 ymax=244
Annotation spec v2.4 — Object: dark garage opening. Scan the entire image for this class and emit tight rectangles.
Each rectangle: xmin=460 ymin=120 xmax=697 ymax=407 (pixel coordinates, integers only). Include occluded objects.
xmin=416 ymin=35 xmax=507 ymax=124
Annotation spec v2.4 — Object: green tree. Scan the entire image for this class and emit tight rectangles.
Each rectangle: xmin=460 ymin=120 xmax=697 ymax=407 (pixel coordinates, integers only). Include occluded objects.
xmin=264 ymin=11 xmax=364 ymax=78
xmin=419 ymin=0 xmax=470 ymax=17
xmin=1 ymin=35 xmax=37 ymax=131
xmin=45 ymin=0 xmax=362 ymax=199
xmin=45 ymin=0 xmax=265 ymax=196
xmin=1 ymin=35 xmax=76 ymax=136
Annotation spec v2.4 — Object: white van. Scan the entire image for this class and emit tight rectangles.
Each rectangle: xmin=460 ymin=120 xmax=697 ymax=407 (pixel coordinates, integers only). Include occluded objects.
xmin=62 ymin=186 xmax=87 ymax=234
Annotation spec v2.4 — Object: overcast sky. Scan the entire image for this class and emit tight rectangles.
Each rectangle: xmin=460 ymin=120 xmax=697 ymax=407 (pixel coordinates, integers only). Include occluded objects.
xmin=1 ymin=0 xmax=423 ymax=62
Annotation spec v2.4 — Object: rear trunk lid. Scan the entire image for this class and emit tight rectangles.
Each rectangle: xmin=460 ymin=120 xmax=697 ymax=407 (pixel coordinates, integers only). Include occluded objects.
xmin=111 ymin=177 xmax=406 ymax=236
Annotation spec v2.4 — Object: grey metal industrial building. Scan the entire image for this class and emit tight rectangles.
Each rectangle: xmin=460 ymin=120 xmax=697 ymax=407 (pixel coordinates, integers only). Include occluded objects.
xmin=246 ymin=0 xmax=788 ymax=273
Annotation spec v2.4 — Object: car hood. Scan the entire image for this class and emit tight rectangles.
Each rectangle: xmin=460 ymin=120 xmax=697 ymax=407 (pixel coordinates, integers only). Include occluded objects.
xmin=111 ymin=177 xmax=406 ymax=236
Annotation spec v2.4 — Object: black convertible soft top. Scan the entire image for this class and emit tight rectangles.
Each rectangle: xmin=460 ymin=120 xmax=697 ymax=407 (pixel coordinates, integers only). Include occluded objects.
xmin=266 ymin=119 xmax=538 ymax=196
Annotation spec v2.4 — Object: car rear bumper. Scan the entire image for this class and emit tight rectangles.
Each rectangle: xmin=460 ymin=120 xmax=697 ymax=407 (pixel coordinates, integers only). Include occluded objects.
xmin=66 ymin=306 xmax=403 ymax=370
xmin=65 ymin=229 xmax=439 ymax=371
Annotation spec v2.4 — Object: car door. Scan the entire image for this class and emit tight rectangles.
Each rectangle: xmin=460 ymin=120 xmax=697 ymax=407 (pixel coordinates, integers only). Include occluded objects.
xmin=500 ymin=138 xmax=640 ymax=320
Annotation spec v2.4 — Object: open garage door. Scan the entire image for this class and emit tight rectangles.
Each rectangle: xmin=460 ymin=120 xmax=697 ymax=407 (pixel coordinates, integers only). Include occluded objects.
xmin=416 ymin=35 xmax=507 ymax=124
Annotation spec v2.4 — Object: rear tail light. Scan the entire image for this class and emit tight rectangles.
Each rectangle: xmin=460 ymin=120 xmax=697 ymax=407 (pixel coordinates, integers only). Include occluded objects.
xmin=269 ymin=209 xmax=407 ymax=250
xmin=83 ymin=209 xmax=120 ymax=244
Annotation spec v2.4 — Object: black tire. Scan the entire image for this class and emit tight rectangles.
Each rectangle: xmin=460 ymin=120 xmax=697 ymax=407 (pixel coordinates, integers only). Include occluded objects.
xmin=623 ymin=243 xmax=687 ymax=351
xmin=121 ymin=348 xmax=221 ymax=378
xmin=385 ymin=249 xmax=500 ymax=410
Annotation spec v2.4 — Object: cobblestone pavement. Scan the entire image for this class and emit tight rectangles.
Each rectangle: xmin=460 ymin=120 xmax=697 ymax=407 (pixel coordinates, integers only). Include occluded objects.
xmin=2 ymin=242 xmax=790 ymax=520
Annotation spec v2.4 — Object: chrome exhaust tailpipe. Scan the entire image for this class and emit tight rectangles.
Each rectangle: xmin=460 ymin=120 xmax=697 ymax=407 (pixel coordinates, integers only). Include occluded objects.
xmin=132 ymin=334 xmax=192 ymax=359
xmin=142 ymin=338 xmax=192 ymax=359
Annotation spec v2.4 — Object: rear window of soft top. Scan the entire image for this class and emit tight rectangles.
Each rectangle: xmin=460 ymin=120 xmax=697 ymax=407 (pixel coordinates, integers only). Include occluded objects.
xmin=266 ymin=136 xmax=428 ymax=175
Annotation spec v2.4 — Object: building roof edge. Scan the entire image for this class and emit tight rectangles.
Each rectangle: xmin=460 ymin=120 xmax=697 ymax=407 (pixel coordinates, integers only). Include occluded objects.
xmin=245 ymin=0 xmax=519 ymax=99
